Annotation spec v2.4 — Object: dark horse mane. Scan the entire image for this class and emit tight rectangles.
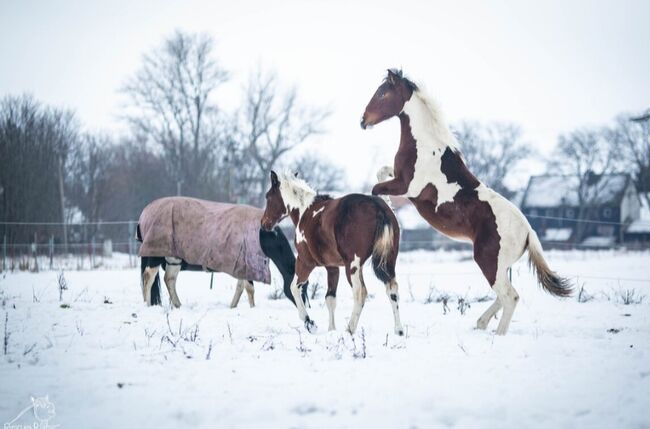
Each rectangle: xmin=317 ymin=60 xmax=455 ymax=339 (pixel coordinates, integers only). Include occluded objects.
xmin=386 ymin=68 xmax=418 ymax=92
xmin=313 ymin=194 xmax=333 ymax=203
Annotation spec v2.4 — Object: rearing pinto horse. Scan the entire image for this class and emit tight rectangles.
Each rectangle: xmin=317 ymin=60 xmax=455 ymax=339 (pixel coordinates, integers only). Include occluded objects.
xmin=361 ymin=69 xmax=572 ymax=335
xmin=261 ymin=171 xmax=404 ymax=336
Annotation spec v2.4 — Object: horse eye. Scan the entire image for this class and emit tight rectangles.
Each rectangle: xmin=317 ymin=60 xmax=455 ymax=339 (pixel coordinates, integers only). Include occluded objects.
xmin=378 ymin=91 xmax=385 ymax=98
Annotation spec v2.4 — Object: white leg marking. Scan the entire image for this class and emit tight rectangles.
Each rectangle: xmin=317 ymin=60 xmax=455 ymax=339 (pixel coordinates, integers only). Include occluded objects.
xmin=326 ymin=295 xmax=336 ymax=331
xmin=493 ymin=272 xmax=519 ymax=335
xmin=163 ymin=264 xmax=182 ymax=308
xmin=477 ymin=297 xmax=502 ymax=330
xmin=290 ymin=276 xmax=307 ymax=320
xmin=386 ymin=279 xmax=404 ymax=336
xmin=347 ymin=255 xmax=367 ymax=335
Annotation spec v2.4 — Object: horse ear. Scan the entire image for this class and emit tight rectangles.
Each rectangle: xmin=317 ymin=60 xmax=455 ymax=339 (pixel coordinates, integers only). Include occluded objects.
xmin=294 ymin=171 xmax=299 ymax=178
xmin=387 ymin=69 xmax=399 ymax=85
xmin=270 ymin=171 xmax=279 ymax=187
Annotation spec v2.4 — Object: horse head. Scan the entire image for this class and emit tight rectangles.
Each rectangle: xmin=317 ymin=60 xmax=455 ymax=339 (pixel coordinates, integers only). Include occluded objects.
xmin=261 ymin=171 xmax=287 ymax=231
xmin=361 ymin=69 xmax=418 ymax=129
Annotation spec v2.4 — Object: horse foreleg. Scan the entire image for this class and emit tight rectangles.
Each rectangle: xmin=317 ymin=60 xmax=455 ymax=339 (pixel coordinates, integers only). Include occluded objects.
xmin=385 ymin=278 xmax=404 ymax=336
xmin=291 ymin=258 xmax=316 ymax=333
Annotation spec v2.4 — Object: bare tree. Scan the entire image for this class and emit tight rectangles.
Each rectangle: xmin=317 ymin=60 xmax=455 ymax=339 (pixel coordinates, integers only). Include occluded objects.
xmin=241 ymin=67 xmax=330 ymax=204
xmin=551 ymin=128 xmax=622 ymax=241
xmin=453 ymin=121 xmax=530 ymax=197
xmin=0 ymin=95 xmax=78 ymax=248
xmin=293 ymin=153 xmax=346 ymax=193
xmin=121 ymin=30 xmax=228 ymax=197
xmin=67 ymin=133 xmax=115 ymax=233
xmin=609 ymin=112 xmax=650 ymax=207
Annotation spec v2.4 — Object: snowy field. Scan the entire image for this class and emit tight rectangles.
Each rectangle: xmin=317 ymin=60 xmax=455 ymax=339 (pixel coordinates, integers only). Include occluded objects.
xmin=1 ymin=250 xmax=649 ymax=429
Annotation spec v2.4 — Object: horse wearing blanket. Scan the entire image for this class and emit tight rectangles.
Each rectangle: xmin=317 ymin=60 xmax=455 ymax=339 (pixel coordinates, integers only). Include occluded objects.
xmin=136 ymin=197 xmax=306 ymax=308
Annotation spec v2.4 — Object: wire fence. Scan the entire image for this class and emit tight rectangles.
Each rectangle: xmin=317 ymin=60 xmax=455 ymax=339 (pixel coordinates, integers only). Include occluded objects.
xmin=1 ymin=213 xmax=649 ymax=273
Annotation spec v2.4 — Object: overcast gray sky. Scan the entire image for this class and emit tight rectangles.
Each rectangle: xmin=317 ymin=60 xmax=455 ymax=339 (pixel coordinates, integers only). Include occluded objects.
xmin=1 ymin=0 xmax=649 ymax=189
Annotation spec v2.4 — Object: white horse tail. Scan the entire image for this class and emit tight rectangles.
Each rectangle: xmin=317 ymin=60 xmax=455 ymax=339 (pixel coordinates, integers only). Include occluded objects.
xmin=526 ymin=229 xmax=573 ymax=297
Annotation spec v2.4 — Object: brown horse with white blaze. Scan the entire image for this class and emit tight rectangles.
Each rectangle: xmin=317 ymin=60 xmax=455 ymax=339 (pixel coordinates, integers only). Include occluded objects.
xmin=261 ymin=171 xmax=404 ymax=336
xmin=361 ymin=69 xmax=572 ymax=335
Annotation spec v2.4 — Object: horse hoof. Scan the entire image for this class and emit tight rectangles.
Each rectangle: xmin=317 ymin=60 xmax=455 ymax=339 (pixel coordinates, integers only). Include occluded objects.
xmin=396 ymin=329 xmax=404 ymax=336
xmin=305 ymin=318 xmax=317 ymax=334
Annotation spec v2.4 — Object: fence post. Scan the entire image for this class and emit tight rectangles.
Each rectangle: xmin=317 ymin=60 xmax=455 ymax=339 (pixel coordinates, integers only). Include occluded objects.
xmin=49 ymin=235 xmax=54 ymax=269
xmin=32 ymin=232 xmax=38 ymax=272
xmin=128 ymin=221 xmax=135 ymax=268
xmin=2 ymin=235 xmax=6 ymax=272
xmin=91 ymin=236 xmax=96 ymax=268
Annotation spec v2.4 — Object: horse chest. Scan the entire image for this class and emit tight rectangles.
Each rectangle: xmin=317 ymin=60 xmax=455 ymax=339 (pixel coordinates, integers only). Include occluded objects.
xmin=407 ymin=146 xmax=461 ymax=208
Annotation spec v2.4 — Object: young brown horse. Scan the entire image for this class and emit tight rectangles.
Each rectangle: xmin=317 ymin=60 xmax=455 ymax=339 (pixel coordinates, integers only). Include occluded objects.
xmin=361 ymin=69 xmax=572 ymax=335
xmin=261 ymin=171 xmax=404 ymax=335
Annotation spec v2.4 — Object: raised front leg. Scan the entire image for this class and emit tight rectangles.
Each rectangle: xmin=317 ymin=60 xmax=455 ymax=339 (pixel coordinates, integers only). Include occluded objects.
xmin=372 ymin=176 xmax=409 ymax=197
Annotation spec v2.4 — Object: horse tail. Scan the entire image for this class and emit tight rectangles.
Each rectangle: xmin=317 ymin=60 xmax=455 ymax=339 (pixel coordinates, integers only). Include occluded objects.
xmin=141 ymin=257 xmax=162 ymax=305
xmin=371 ymin=199 xmax=399 ymax=283
xmin=526 ymin=229 xmax=572 ymax=297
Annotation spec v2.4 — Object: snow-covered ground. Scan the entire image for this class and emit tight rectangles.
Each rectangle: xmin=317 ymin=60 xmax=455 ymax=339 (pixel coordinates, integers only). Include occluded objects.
xmin=1 ymin=250 xmax=649 ymax=428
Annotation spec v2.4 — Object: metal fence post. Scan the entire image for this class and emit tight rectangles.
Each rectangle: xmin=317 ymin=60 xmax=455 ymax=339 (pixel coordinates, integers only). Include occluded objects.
xmin=49 ymin=235 xmax=54 ymax=269
xmin=91 ymin=236 xmax=96 ymax=268
xmin=128 ymin=221 xmax=135 ymax=268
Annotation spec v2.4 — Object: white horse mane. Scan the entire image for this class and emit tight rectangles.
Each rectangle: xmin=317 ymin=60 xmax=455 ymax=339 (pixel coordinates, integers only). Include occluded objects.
xmin=407 ymin=85 xmax=460 ymax=152
xmin=278 ymin=172 xmax=316 ymax=213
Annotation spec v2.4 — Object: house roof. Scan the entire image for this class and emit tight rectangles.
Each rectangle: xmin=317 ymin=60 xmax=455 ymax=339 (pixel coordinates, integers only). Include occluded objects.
xmin=521 ymin=173 xmax=632 ymax=208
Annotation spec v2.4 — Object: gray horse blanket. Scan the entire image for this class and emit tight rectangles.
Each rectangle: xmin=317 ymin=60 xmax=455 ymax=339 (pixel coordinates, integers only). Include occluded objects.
xmin=138 ymin=197 xmax=270 ymax=284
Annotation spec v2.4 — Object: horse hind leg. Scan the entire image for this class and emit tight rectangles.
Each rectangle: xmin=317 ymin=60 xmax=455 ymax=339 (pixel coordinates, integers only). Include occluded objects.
xmin=230 ymin=279 xmax=246 ymax=308
xmin=346 ymin=256 xmax=368 ymax=335
xmin=325 ymin=267 xmax=340 ymax=331
xmin=385 ymin=278 xmax=404 ymax=336
xmin=494 ymin=269 xmax=519 ymax=335
xmin=142 ymin=265 xmax=159 ymax=306
xmin=476 ymin=298 xmax=502 ymax=330
xmin=163 ymin=257 xmax=182 ymax=308
xmin=244 ymin=281 xmax=255 ymax=308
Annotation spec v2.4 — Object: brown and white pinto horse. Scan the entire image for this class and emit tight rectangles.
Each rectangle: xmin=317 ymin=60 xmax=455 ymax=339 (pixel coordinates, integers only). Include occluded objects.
xmin=261 ymin=171 xmax=404 ymax=336
xmin=361 ymin=69 xmax=572 ymax=335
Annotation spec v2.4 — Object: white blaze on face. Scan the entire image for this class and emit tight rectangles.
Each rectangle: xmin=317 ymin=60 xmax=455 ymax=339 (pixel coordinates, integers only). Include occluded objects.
xmin=402 ymin=92 xmax=462 ymax=209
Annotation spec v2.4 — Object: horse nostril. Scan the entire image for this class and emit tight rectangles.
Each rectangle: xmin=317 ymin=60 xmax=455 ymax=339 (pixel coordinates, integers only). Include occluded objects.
xmin=360 ymin=119 xmax=366 ymax=130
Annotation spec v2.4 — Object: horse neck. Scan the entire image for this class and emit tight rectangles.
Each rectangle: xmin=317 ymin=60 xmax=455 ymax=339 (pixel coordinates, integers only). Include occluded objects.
xmin=401 ymin=92 xmax=457 ymax=153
